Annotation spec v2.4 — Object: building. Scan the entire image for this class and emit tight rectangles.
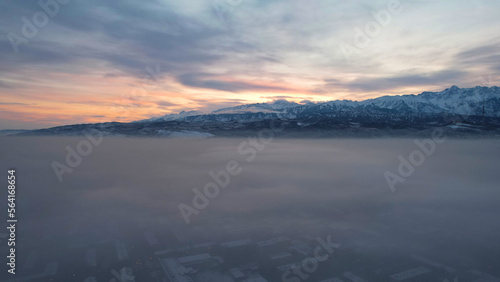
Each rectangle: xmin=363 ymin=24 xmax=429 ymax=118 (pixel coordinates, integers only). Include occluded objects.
xmin=161 ymin=258 xmax=195 ymax=282
xmin=119 ymin=267 xmax=136 ymax=282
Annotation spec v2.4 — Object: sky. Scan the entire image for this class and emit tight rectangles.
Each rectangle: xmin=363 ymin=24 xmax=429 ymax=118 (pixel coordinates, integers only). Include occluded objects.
xmin=0 ymin=0 xmax=499 ymax=129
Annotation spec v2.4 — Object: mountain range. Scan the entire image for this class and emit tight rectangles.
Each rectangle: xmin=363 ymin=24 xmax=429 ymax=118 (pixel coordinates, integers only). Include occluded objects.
xmin=9 ymin=86 xmax=500 ymax=138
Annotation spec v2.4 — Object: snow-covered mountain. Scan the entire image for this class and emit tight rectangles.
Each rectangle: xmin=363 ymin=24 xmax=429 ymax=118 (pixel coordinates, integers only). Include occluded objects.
xmin=137 ymin=110 xmax=205 ymax=123
xmin=135 ymin=99 xmax=300 ymax=123
xmin=212 ymin=99 xmax=301 ymax=114
xmin=137 ymin=86 xmax=500 ymax=123
xmin=12 ymin=86 xmax=500 ymax=138
xmin=359 ymin=85 xmax=499 ymax=116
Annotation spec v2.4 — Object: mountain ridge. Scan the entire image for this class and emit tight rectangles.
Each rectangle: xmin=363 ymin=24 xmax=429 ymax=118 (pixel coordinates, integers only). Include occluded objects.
xmin=137 ymin=85 xmax=500 ymax=123
xmin=9 ymin=86 xmax=500 ymax=138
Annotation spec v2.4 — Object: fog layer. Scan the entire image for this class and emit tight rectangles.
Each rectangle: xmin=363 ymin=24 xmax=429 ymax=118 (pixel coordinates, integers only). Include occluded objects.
xmin=0 ymin=137 xmax=499 ymax=281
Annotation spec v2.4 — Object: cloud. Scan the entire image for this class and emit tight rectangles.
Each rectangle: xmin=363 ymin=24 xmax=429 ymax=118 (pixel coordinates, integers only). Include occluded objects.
xmin=154 ymin=100 xmax=178 ymax=107
xmin=340 ymin=70 xmax=467 ymax=92
xmin=260 ymin=95 xmax=296 ymax=99
xmin=455 ymin=43 xmax=500 ymax=60
xmin=0 ymin=81 xmax=12 ymax=89
xmin=0 ymin=39 xmax=75 ymax=72
xmin=177 ymin=73 xmax=291 ymax=92
xmin=453 ymin=42 xmax=500 ymax=74
xmin=0 ymin=102 xmax=33 ymax=105
xmin=0 ymin=0 xmax=225 ymax=79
